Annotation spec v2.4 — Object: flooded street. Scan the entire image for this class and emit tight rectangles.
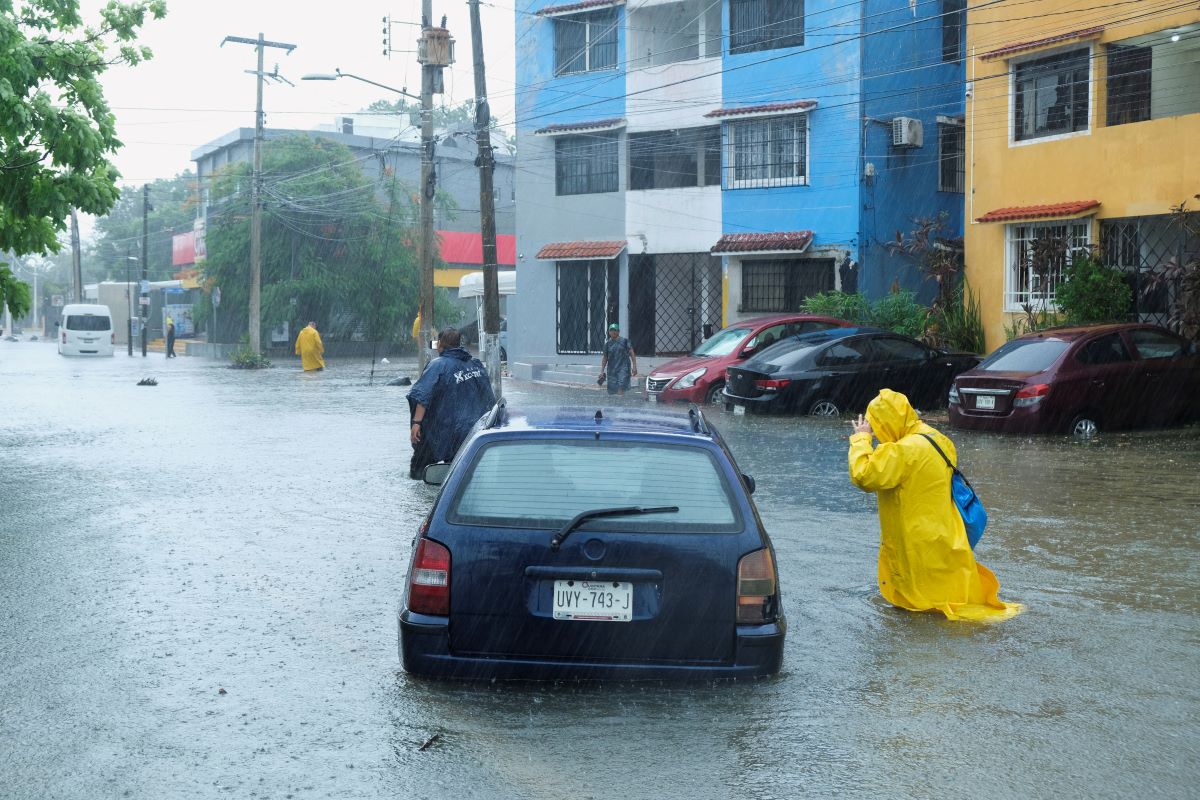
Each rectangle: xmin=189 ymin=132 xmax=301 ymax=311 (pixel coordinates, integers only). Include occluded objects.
xmin=2 ymin=341 xmax=1197 ymax=799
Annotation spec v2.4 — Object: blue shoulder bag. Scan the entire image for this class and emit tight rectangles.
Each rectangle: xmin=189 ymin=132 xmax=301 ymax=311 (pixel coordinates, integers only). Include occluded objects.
xmin=920 ymin=434 xmax=987 ymax=549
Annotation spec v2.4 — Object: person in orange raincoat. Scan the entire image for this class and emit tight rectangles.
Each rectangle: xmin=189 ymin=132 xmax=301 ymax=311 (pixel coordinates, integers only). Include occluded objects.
xmin=294 ymin=321 xmax=325 ymax=371
xmin=848 ymin=389 xmax=1021 ymax=622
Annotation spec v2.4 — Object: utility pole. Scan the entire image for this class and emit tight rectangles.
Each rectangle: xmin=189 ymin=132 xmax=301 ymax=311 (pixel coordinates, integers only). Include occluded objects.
xmin=416 ymin=13 xmax=452 ymax=373
xmin=126 ymin=248 xmax=134 ymax=356
xmin=222 ymin=33 xmax=296 ymax=354
xmin=70 ymin=210 xmax=83 ymax=303
xmin=467 ymin=0 xmax=502 ymax=398
xmin=141 ymin=183 xmax=149 ymax=357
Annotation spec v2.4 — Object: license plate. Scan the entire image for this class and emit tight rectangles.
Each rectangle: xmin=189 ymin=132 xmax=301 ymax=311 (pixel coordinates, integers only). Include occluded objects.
xmin=647 ymin=393 xmax=657 ymax=403
xmin=733 ymin=404 xmax=746 ymax=415
xmin=975 ymin=395 xmax=996 ymax=410
xmin=553 ymin=580 xmax=633 ymax=622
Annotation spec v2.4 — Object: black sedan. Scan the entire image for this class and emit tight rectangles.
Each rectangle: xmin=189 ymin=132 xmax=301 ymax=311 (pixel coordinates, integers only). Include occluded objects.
xmin=723 ymin=327 xmax=981 ymax=415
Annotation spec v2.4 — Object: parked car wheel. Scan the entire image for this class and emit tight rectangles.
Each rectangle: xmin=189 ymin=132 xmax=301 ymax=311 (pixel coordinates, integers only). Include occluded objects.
xmin=1069 ymin=413 xmax=1100 ymax=438
xmin=809 ymin=399 xmax=841 ymax=417
xmin=704 ymin=381 xmax=726 ymax=405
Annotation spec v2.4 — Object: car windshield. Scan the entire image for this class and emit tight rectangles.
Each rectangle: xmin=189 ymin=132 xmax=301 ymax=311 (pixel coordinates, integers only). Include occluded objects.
xmin=977 ymin=338 xmax=1070 ymax=372
xmin=449 ymin=439 xmax=740 ymax=532
xmin=690 ymin=326 xmax=752 ymax=357
xmin=65 ymin=315 xmax=111 ymax=332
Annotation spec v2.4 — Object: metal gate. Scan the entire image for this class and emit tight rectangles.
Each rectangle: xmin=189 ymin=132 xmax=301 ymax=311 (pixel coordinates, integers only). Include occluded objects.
xmin=627 ymin=253 xmax=723 ymax=356
xmin=556 ymin=260 xmax=619 ymax=354
xmin=1101 ymin=215 xmax=1197 ymax=328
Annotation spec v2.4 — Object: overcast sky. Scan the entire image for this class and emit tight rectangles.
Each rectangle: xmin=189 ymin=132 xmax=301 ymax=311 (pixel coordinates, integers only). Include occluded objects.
xmin=89 ymin=0 xmax=520 ymax=186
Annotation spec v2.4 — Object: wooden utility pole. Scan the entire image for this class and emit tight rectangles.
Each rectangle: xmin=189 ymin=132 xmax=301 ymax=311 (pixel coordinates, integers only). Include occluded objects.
xmin=467 ymin=0 xmax=502 ymax=398
xmin=141 ymin=183 xmax=149 ymax=356
xmin=221 ymin=33 xmax=296 ymax=354
xmin=416 ymin=12 xmax=452 ymax=372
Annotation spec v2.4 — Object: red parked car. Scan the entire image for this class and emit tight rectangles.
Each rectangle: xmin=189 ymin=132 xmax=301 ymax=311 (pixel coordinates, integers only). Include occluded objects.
xmin=644 ymin=314 xmax=852 ymax=405
xmin=948 ymin=323 xmax=1200 ymax=436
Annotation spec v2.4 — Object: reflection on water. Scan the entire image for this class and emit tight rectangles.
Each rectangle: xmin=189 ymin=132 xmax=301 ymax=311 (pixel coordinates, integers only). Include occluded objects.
xmin=1 ymin=343 xmax=1197 ymax=799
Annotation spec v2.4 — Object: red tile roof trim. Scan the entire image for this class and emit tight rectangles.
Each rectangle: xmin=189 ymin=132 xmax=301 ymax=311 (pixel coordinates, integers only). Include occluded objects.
xmin=711 ymin=231 xmax=814 ymax=254
xmin=980 ymin=26 xmax=1104 ymax=61
xmin=975 ymin=201 xmax=1100 ymax=224
xmin=534 ymin=117 xmax=625 ymax=135
xmin=537 ymin=240 xmax=627 ymax=260
xmin=705 ymin=100 xmax=817 ymax=119
xmin=537 ymin=0 xmax=621 ymax=17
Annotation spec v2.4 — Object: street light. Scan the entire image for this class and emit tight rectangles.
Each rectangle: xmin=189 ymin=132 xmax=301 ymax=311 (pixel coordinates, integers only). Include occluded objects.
xmin=125 ymin=254 xmax=138 ymax=356
xmin=300 ymin=68 xmax=420 ymax=101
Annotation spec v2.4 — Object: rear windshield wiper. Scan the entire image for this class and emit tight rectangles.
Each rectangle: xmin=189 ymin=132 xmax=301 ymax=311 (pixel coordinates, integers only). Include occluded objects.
xmin=550 ymin=506 xmax=679 ymax=551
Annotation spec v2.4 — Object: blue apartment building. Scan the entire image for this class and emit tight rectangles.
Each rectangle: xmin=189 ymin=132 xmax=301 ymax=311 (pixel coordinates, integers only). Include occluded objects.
xmin=510 ymin=0 xmax=967 ymax=377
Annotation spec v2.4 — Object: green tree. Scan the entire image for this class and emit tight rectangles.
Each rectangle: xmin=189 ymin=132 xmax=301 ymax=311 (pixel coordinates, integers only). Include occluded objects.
xmin=198 ymin=134 xmax=434 ymax=349
xmin=1055 ymin=253 xmax=1132 ymax=325
xmin=90 ymin=172 xmax=199 ymax=282
xmin=0 ymin=265 xmax=32 ymax=319
xmin=365 ymin=98 xmax=516 ymax=152
xmin=0 ymin=0 xmax=167 ymax=258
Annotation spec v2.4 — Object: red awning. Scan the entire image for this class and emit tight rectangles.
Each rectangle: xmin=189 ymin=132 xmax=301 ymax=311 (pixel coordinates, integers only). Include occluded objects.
xmin=980 ymin=26 xmax=1103 ymax=61
xmin=705 ymin=100 xmax=817 ymax=119
xmin=975 ymin=201 xmax=1100 ymax=224
xmin=711 ymin=231 xmax=814 ymax=254
xmin=536 ymin=240 xmax=626 ymax=260
xmin=438 ymin=231 xmax=516 ymax=266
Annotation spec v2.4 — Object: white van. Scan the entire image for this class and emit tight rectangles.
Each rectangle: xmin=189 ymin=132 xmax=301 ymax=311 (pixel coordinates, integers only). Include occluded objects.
xmin=58 ymin=304 xmax=115 ymax=356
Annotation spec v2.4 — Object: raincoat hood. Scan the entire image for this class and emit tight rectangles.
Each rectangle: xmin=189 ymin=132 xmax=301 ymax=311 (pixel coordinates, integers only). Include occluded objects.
xmin=866 ymin=389 xmax=921 ymax=443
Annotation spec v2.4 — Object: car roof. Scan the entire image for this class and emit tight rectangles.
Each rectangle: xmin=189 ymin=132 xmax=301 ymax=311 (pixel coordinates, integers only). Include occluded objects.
xmin=728 ymin=313 xmax=851 ymax=329
xmin=487 ymin=404 xmax=715 ymax=439
xmin=788 ymin=325 xmax=887 ymax=345
xmin=1011 ymin=322 xmax=1170 ymax=343
xmin=62 ymin=304 xmax=111 ymax=314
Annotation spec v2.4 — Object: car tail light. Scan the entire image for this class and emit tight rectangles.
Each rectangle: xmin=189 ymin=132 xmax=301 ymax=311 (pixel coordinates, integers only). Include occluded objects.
xmin=61 ymin=331 xmax=67 ymax=344
xmin=1014 ymin=383 xmax=1050 ymax=407
xmin=111 ymin=332 xmax=115 ymax=345
xmin=736 ymin=548 xmax=778 ymax=624
xmin=948 ymin=384 xmax=960 ymax=405
xmin=407 ymin=538 xmax=451 ymax=615
xmin=753 ymin=378 xmax=791 ymax=392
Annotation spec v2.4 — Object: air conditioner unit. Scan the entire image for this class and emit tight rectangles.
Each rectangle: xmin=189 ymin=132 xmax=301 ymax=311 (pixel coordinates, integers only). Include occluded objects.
xmin=891 ymin=116 xmax=923 ymax=148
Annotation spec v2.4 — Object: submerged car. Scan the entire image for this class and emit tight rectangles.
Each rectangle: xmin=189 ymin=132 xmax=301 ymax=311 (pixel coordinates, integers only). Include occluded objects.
xmin=644 ymin=314 xmax=851 ymax=405
xmin=724 ymin=327 xmax=980 ymax=415
xmin=948 ymin=323 xmax=1200 ymax=436
xmin=399 ymin=403 xmax=785 ymax=681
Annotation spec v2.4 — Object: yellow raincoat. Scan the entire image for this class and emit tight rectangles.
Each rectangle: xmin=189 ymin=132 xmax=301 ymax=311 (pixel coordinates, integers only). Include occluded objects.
xmin=849 ymin=389 xmax=1021 ymax=622
xmin=294 ymin=325 xmax=325 ymax=371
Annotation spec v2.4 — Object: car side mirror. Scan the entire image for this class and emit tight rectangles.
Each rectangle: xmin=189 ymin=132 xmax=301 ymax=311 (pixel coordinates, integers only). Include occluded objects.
xmin=740 ymin=346 xmax=756 ymax=358
xmin=742 ymin=473 xmax=756 ymax=494
xmin=423 ymin=462 xmax=451 ymax=485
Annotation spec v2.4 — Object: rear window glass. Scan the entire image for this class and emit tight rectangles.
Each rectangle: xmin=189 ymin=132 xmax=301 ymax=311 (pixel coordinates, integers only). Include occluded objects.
xmin=1129 ymin=329 xmax=1185 ymax=359
xmin=449 ymin=440 xmax=741 ymax=532
xmin=754 ymin=339 xmax=820 ymax=368
xmin=978 ymin=339 xmax=1069 ymax=372
xmin=65 ymin=315 xmax=111 ymax=331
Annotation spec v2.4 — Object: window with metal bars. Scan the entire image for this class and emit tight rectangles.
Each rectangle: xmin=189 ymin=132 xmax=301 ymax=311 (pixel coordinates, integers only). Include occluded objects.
xmin=729 ymin=0 xmax=804 ymax=55
xmin=1004 ymin=220 xmax=1091 ymax=310
xmin=1106 ymin=44 xmax=1153 ymax=126
xmin=557 ymin=260 xmax=619 ymax=354
xmin=554 ymin=9 xmax=618 ymax=75
xmin=740 ymin=259 xmax=833 ymax=312
xmin=725 ymin=115 xmax=807 ymax=189
xmin=941 ymin=0 xmax=965 ymax=62
xmin=1013 ymin=48 xmax=1091 ymax=141
xmin=628 ymin=128 xmax=721 ymax=190
xmin=938 ymin=122 xmax=964 ymax=193
xmin=555 ymin=134 xmax=619 ymax=196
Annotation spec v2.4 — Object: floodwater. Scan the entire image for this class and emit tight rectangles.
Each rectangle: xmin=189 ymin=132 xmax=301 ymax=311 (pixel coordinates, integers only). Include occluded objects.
xmin=1 ymin=341 xmax=1197 ymax=799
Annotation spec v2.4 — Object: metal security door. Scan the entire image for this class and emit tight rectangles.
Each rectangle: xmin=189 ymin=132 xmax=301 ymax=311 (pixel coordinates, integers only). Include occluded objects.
xmin=557 ymin=260 xmax=619 ymax=354
xmin=628 ymin=253 xmax=722 ymax=356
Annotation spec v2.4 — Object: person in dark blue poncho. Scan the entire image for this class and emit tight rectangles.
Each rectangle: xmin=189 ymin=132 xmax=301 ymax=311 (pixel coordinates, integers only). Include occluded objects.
xmin=408 ymin=327 xmax=497 ymax=479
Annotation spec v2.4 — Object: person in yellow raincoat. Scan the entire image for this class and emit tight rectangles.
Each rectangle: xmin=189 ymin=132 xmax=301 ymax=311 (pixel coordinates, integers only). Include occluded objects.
xmin=294 ymin=321 xmax=325 ymax=371
xmin=848 ymin=389 xmax=1021 ymax=622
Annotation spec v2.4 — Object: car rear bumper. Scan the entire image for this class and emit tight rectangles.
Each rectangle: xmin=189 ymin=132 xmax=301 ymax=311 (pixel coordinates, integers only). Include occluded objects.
xmin=722 ymin=393 xmax=783 ymax=413
xmin=948 ymin=404 xmax=1054 ymax=433
xmin=399 ymin=608 xmax=785 ymax=681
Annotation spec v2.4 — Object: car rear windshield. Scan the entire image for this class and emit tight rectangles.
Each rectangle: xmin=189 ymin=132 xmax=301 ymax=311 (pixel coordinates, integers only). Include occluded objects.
xmin=449 ymin=439 xmax=742 ymax=532
xmin=977 ymin=339 xmax=1070 ymax=372
xmin=691 ymin=326 xmax=752 ymax=357
xmin=65 ymin=315 xmax=111 ymax=331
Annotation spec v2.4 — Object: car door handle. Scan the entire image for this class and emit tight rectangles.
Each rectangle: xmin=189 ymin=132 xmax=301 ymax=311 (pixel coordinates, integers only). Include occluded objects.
xmin=1091 ymin=379 xmax=1104 ymax=387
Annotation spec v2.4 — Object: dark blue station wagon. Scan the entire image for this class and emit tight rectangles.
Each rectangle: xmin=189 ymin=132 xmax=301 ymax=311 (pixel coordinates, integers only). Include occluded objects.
xmin=399 ymin=404 xmax=785 ymax=680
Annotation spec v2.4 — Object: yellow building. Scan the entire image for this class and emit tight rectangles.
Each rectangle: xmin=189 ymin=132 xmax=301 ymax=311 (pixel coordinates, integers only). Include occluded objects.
xmin=964 ymin=2 xmax=1200 ymax=350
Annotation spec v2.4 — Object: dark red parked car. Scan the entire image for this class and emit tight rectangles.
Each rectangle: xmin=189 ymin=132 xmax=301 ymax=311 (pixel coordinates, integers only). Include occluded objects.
xmin=644 ymin=314 xmax=851 ymax=405
xmin=948 ymin=324 xmax=1200 ymax=436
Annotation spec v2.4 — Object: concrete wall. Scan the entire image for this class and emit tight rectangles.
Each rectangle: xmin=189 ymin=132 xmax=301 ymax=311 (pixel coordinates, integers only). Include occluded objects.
xmin=964 ymin=3 xmax=1200 ymax=349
